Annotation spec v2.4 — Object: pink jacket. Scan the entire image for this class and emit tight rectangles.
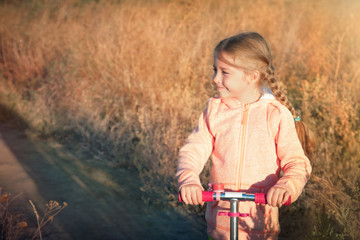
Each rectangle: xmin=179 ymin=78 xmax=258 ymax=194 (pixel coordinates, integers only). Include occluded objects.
xmin=176 ymin=93 xmax=312 ymax=240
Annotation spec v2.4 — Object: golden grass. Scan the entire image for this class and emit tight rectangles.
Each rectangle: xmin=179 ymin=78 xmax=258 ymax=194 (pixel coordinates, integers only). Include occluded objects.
xmin=0 ymin=190 xmax=26 ymax=240
xmin=0 ymin=0 xmax=359 ymax=238
xmin=29 ymin=199 xmax=67 ymax=240
xmin=0 ymin=188 xmax=67 ymax=240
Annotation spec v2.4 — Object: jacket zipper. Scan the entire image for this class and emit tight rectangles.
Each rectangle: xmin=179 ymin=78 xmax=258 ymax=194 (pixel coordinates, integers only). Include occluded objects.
xmin=236 ymin=103 xmax=249 ymax=190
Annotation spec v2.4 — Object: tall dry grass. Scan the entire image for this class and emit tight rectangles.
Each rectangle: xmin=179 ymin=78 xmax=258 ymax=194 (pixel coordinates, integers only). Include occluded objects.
xmin=0 ymin=0 xmax=359 ymax=238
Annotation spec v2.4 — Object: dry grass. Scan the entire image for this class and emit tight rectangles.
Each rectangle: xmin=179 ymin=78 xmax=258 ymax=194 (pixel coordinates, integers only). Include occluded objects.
xmin=0 ymin=189 xmax=27 ymax=240
xmin=29 ymin=199 xmax=67 ymax=240
xmin=0 ymin=187 xmax=67 ymax=240
xmin=0 ymin=0 xmax=359 ymax=239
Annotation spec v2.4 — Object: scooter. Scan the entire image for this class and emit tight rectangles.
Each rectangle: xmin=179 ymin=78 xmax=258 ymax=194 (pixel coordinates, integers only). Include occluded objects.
xmin=178 ymin=183 xmax=291 ymax=240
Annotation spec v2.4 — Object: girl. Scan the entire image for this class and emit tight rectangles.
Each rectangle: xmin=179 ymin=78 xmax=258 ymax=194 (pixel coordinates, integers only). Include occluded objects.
xmin=176 ymin=32 xmax=316 ymax=240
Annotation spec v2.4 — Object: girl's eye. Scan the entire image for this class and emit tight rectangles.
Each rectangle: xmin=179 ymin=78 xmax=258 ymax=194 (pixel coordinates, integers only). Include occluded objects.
xmin=212 ymin=68 xmax=228 ymax=75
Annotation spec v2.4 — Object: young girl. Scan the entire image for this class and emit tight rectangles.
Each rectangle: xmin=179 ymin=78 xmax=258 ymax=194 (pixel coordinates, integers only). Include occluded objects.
xmin=176 ymin=32 xmax=316 ymax=240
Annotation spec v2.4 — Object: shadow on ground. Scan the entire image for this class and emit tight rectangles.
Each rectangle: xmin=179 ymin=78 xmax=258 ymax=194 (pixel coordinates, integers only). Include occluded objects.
xmin=0 ymin=102 xmax=207 ymax=240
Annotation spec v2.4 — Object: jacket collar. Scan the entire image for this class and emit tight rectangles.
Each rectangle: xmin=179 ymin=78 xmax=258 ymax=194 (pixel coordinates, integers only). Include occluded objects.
xmin=214 ymin=92 xmax=275 ymax=109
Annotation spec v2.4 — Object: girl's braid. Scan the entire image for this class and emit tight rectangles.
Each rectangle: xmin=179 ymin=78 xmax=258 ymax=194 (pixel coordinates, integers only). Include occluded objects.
xmin=265 ymin=65 xmax=297 ymax=118
xmin=264 ymin=64 xmax=316 ymax=160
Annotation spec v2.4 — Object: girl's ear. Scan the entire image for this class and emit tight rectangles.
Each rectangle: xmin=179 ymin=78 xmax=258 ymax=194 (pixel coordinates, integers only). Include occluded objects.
xmin=245 ymin=70 xmax=261 ymax=84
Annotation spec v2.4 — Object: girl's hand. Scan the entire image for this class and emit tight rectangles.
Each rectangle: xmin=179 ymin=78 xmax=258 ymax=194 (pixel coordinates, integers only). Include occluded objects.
xmin=180 ymin=184 xmax=204 ymax=206
xmin=266 ymin=186 xmax=291 ymax=208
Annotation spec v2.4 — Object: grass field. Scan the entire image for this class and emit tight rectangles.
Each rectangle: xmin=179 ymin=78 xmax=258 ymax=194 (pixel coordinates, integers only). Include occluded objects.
xmin=0 ymin=0 xmax=359 ymax=239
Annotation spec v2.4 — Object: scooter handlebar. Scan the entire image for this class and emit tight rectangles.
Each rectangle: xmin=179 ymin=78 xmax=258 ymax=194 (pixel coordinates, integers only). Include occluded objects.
xmin=178 ymin=191 xmax=291 ymax=205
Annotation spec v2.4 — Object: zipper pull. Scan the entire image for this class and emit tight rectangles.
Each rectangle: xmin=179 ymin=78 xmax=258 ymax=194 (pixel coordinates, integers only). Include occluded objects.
xmin=244 ymin=104 xmax=249 ymax=111
xmin=242 ymin=104 xmax=249 ymax=125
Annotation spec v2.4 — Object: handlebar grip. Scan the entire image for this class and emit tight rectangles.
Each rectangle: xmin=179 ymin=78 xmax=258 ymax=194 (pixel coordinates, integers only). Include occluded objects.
xmin=255 ymin=193 xmax=291 ymax=205
xmin=178 ymin=191 xmax=214 ymax=203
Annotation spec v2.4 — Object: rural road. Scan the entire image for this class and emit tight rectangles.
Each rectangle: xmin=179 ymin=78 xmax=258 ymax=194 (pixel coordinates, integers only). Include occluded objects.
xmin=0 ymin=123 xmax=207 ymax=240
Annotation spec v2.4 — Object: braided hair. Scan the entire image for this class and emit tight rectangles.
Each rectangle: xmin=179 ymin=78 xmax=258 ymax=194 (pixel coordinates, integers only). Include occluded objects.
xmin=264 ymin=64 xmax=316 ymax=159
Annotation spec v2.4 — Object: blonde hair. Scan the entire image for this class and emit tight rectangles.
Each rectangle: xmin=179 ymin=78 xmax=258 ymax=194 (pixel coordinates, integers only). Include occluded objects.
xmin=214 ymin=32 xmax=316 ymax=160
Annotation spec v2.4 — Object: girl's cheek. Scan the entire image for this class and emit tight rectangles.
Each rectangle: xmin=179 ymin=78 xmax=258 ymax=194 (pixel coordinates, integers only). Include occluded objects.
xmin=223 ymin=78 xmax=236 ymax=91
xmin=222 ymin=77 xmax=231 ymax=89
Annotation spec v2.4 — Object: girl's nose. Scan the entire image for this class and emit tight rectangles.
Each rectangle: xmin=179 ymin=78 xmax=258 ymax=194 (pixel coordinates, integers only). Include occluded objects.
xmin=213 ymin=72 xmax=221 ymax=85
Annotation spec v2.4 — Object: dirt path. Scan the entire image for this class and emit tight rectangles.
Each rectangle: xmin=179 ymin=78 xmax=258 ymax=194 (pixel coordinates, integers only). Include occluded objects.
xmin=0 ymin=123 xmax=207 ymax=240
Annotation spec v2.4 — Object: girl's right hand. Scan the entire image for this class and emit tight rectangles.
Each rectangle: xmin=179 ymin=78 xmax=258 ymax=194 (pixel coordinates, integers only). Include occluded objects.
xmin=180 ymin=184 xmax=204 ymax=206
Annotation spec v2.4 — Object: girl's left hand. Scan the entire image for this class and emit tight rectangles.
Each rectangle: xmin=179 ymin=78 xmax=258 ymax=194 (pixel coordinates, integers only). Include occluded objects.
xmin=266 ymin=186 xmax=291 ymax=208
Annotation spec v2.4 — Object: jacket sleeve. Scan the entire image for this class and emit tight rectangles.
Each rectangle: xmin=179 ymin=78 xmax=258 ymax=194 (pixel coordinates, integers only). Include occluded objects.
xmin=269 ymin=104 xmax=312 ymax=203
xmin=175 ymin=98 xmax=214 ymax=192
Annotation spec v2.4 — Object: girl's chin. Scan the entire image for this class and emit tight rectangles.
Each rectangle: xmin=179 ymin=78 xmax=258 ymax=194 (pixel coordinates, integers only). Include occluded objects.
xmin=218 ymin=91 xmax=232 ymax=98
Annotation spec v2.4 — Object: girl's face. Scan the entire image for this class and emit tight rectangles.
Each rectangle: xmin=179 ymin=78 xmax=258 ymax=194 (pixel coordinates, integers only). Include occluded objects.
xmin=212 ymin=51 xmax=251 ymax=99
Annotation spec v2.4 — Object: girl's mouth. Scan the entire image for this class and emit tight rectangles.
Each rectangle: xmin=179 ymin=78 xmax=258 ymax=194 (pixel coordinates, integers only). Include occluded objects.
xmin=217 ymin=86 xmax=227 ymax=91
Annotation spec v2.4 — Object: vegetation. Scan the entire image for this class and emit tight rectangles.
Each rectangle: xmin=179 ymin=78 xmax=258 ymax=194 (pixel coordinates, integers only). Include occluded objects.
xmin=0 ymin=188 xmax=67 ymax=240
xmin=0 ymin=0 xmax=359 ymax=239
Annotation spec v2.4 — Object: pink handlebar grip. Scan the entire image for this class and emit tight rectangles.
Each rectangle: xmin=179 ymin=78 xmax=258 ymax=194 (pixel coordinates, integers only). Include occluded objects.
xmin=255 ymin=193 xmax=291 ymax=205
xmin=178 ymin=191 xmax=214 ymax=202
xmin=202 ymin=191 xmax=214 ymax=202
